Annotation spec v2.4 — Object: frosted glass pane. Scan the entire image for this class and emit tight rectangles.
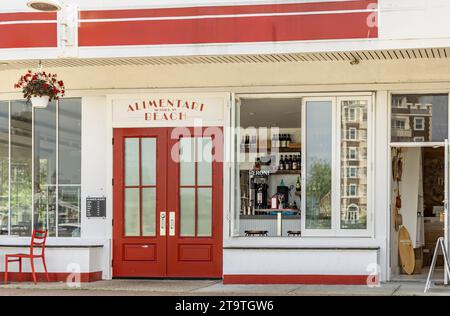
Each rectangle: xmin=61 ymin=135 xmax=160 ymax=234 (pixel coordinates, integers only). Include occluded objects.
xmin=125 ymin=138 xmax=139 ymax=186
xmin=180 ymin=138 xmax=195 ymax=186
xmin=125 ymin=188 xmax=140 ymax=236
xmin=180 ymin=188 xmax=195 ymax=236
xmin=197 ymin=137 xmax=212 ymax=186
xmin=141 ymin=138 xmax=156 ymax=186
xmin=197 ymin=188 xmax=212 ymax=237
xmin=142 ymin=188 xmax=156 ymax=236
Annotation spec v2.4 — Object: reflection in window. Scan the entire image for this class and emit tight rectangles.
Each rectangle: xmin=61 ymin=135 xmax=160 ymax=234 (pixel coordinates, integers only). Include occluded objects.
xmin=0 ymin=102 xmax=8 ymax=235
xmin=57 ymin=98 xmax=81 ymax=237
xmin=341 ymin=100 xmax=368 ymax=230
xmin=391 ymin=94 xmax=448 ymax=142
xmin=34 ymin=101 xmax=57 ymax=236
xmin=10 ymin=101 xmax=32 ymax=236
xmin=305 ymin=101 xmax=332 ymax=230
xmin=0 ymin=98 xmax=82 ymax=237
xmin=59 ymin=99 xmax=81 ymax=185
xmin=34 ymin=98 xmax=82 ymax=237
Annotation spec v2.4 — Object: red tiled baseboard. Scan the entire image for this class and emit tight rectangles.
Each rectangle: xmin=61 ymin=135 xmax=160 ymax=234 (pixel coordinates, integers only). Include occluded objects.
xmin=0 ymin=271 xmax=102 ymax=283
xmin=223 ymin=274 xmax=370 ymax=285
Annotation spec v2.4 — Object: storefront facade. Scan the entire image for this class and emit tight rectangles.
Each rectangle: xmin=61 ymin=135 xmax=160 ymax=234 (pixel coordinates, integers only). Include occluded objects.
xmin=0 ymin=0 xmax=450 ymax=284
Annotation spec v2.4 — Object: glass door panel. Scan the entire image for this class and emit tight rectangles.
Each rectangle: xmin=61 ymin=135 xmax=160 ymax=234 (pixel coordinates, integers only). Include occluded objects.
xmin=123 ymin=137 xmax=157 ymax=237
xmin=178 ymin=137 xmax=213 ymax=237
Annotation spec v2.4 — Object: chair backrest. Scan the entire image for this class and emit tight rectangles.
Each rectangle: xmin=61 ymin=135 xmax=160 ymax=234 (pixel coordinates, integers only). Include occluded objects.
xmin=30 ymin=229 xmax=48 ymax=256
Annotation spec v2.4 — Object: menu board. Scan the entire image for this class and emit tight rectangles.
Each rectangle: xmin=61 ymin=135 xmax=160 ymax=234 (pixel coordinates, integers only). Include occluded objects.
xmin=86 ymin=197 xmax=106 ymax=218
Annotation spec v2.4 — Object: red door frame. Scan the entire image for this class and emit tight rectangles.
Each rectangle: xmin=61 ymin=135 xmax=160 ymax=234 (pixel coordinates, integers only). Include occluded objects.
xmin=113 ymin=127 xmax=223 ymax=278
xmin=113 ymin=128 xmax=168 ymax=277
xmin=167 ymin=127 xmax=223 ymax=278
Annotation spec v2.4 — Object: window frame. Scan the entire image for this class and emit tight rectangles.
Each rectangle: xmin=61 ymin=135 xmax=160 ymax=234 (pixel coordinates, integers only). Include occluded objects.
xmin=0 ymin=98 xmax=82 ymax=238
xmin=389 ymin=92 xmax=450 ymax=147
xmin=348 ymin=166 xmax=358 ymax=178
xmin=413 ymin=117 xmax=425 ymax=131
xmin=301 ymin=95 xmax=373 ymax=237
xmin=231 ymin=93 xmax=374 ymax=239
xmin=348 ymin=127 xmax=358 ymax=140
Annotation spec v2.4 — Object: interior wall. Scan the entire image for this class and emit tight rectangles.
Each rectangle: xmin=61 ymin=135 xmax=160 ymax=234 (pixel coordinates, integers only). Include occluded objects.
xmin=399 ymin=148 xmax=422 ymax=248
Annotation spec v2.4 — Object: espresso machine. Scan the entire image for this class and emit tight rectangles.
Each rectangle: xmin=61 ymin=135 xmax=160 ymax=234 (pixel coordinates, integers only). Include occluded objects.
xmin=250 ymin=175 xmax=269 ymax=211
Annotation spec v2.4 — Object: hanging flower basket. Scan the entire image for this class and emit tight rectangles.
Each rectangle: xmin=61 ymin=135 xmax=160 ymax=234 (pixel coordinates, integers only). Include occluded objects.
xmin=14 ymin=70 xmax=65 ymax=108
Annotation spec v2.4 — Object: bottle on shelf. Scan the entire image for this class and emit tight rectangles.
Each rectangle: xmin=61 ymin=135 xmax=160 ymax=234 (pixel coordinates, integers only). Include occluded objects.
xmin=279 ymin=155 xmax=285 ymax=170
xmin=284 ymin=155 xmax=291 ymax=170
xmin=286 ymin=134 xmax=291 ymax=147
xmin=292 ymin=155 xmax=298 ymax=170
xmin=280 ymin=134 xmax=286 ymax=148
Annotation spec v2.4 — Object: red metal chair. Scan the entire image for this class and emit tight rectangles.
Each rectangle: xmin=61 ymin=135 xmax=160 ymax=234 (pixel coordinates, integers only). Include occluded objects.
xmin=5 ymin=229 xmax=50 ymax=284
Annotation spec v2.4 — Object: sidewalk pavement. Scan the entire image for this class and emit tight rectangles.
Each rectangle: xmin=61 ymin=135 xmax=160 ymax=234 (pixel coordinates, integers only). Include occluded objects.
xmin=0 ymin=279 xmax=449 ymax=296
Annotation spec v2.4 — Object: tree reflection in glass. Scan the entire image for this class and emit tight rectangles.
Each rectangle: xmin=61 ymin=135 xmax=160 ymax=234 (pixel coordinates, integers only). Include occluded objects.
xmin=10 ymin=101 xmax=32 ymax=236
xmin=305 ymin=101 xmax=332 ymax=230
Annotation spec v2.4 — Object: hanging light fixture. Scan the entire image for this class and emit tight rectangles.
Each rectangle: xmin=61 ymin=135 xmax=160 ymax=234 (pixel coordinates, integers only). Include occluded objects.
xmin=27 ymin=0 xmax=62 ymax=12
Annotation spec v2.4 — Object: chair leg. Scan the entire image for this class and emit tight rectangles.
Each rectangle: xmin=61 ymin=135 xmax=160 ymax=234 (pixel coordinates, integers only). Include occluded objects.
xmin=30 ymin=258 xmax=36 ymax=284
xmin=42 ymin=256 xmax=49 ymax=282
xmin=4 ymin=256 xmax=8 ymax=284
xmin=19 ymin=258 xmax=22 ymax=273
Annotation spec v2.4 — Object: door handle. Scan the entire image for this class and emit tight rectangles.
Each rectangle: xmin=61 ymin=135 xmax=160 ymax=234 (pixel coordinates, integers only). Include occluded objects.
xmin=169 ymin=212 xmax=175 ymax=236
xmin=160 ymin=212 xmax=166 ymax=236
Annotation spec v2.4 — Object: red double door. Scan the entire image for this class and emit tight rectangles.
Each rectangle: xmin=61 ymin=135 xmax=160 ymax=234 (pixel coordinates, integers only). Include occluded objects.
xmin=113 ymin=127 xmax=223 ymax=278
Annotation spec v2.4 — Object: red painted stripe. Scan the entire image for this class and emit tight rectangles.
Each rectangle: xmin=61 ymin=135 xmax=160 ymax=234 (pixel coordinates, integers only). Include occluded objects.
xmin=0 ymin=271 xmax=102 ymax=283
xmin=0 ymin=23 xmax=57 ymax=48
xmin=0 ymin=12 xmax=56 ymax=22
xmin=223 ymin=274 xmax=370 ymax=285
xmin=80 ymin=0 xmax=377 ymax=19
xmin=79 ymin=12 xmax=377 ymax=47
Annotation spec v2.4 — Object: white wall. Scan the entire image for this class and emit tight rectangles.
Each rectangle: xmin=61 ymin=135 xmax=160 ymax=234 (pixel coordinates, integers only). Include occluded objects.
xmin=1 ymin=58 xmax=450 ymax=281
xmin=224 ymin=249 xmax=379 ymax=276
xmin=81 ymin=96 xmax=111 ymax=279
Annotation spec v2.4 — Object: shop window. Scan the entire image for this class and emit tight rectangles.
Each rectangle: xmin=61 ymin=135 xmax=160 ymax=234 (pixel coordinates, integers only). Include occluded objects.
xmin=11 ymin=101 xmax=32 ymax=236
xmin=391 ymin=94 xmax=448 ymax=143
xmin=0 ymin=102 xmax=9 ymax=235
xmin=0 ymin=98 xmax=82 ymax=237
xmin=234 ymin=97 xmax=302 ymax=237
xmin=233 ymin=96 xmax=372 ymax=237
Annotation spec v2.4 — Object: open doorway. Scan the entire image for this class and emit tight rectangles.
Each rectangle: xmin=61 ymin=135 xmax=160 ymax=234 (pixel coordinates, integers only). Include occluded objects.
xmin=390 ymin=146 xmax=446 ymax=281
